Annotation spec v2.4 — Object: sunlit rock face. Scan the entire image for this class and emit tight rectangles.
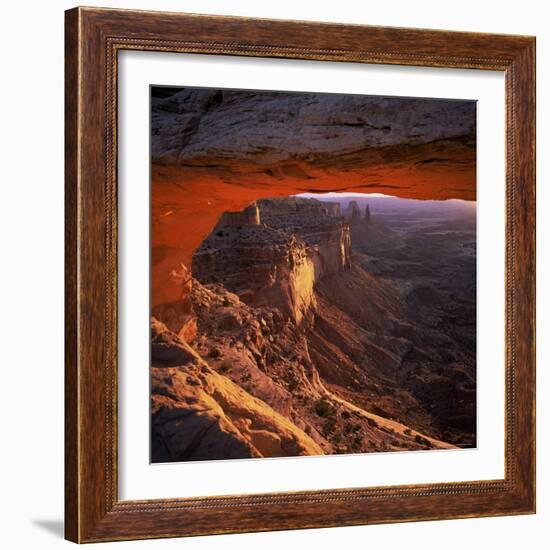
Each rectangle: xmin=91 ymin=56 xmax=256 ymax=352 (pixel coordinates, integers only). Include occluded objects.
xmin=216 ymin=202 xmax=261 ymax=229
xmin=151 ymin=263 xmax=197 ymax=342
xmin=192 ymin=198 xmax=351 ymax=325
xmin=193 ymin=224 xmax=316 ymax=325
xmin=151 ymin=318 xmax=324 ymax=462
xmin=258 ymin=198 xmax=352 ymax=276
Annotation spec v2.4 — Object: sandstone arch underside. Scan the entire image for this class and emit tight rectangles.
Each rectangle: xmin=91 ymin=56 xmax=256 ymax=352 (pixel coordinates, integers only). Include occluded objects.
xmin=151 ymin=89 xmax=476 ymax=308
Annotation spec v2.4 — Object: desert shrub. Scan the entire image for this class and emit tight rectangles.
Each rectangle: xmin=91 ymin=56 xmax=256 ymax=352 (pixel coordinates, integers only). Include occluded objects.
xmin=366 ymin=417 xmax=379 ymax=428
xmin=414 ymin=434 xmax=432 ymax=447
xmin=314 ymin=398 xmax=333 ymax=418
xmin=287 ymin=377 xmax=299 ymax=391
xmin=344 ymin=423 xmax=361 ymax=434
xmin=341 ymin=410 xmax=351 ymax=419
xmin=372 ymin=405 xmax=387 ymax=417
xmin=208 ymin=347 xmax=221 ymax=358
xmin=323 ymin=418 xmax=337 ymax=435
xmin=404 ymin=428 xmax=412 ymax=436
xmin=219 ymin=361 xmax=232 ymax=374
xmin=221 ymin=297 xmax=231 ymax=307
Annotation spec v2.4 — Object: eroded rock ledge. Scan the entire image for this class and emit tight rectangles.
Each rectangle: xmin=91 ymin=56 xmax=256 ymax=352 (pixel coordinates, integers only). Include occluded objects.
xmin=192 ymin=198 xmax=351 ymax=324
xmin=151 ymin=284 xmax=453 ymax=462
xmin=152 ymin=89 xmax=475 ymax=167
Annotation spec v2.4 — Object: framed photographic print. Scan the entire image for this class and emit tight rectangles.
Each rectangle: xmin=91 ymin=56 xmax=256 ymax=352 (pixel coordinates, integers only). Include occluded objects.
xmin=65 ymin=6 xmax=536 ymax=543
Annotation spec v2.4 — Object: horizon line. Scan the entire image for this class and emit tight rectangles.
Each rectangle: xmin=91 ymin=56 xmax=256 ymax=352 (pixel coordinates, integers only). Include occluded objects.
xmin=294 ymin=192 xmax=476 ymax=203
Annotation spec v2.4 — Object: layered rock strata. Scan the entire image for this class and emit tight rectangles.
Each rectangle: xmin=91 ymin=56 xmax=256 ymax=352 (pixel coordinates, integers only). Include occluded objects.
xmin=192 ymin=198 xmax=351 ymax=324
xmin=151 ymin=89 xmax=476 ymax=168
xmin=151 ymin=282 xmax=453 ymax=462
xmin=151 ymin=318 xmax=324 ymax=461
xmin=150 ymin=88 xmax=476 ymax=320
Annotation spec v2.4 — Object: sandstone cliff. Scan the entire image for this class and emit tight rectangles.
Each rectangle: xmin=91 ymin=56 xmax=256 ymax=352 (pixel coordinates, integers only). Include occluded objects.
xmin=151 ymin=282 xmax=453 ymax=462
xmin=150 ymin=197 xmax=465 ymax=462
xmin=192 ymin=198 xmax=351 ymax=325
xmin=152 ymin=319 xmax=324 ymax=461
xmin=151 ymin=262 xmax=197 ymax=342
xmin=258 ymin=198 xmax=351 ymax=275
xmin=151 ymin=196 xmax=475 ymax=461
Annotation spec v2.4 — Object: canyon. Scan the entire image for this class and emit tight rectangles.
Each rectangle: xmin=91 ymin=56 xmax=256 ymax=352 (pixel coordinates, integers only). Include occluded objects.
xmin=150 ymin=88 xmax=476 ymax=310
xmin=150 ymin=87 xmax=477 ymax=462
xmin=151 ymin=196 xmax=475 ymax=462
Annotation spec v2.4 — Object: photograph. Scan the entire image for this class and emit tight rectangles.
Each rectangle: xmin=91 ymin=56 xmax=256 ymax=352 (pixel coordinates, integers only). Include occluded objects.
xmin=149 ymin=87 xmax=478 ymax=463
xmin=1 ymin=1 xmax=537 ymax=546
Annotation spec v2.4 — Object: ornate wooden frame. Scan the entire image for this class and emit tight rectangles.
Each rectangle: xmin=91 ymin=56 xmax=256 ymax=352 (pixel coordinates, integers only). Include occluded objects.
xmin=65 ymin=6 xmax=536 ymax=543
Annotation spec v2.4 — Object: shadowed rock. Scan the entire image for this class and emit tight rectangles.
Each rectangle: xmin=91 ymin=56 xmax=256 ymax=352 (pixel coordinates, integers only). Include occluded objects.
xmin=345 ymin=200 xmax=361 ymax=222
xmin=151 ymin=89 xmax=476 ymax=166
xmin=150 ymin=319 xmax=325 ymax=462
